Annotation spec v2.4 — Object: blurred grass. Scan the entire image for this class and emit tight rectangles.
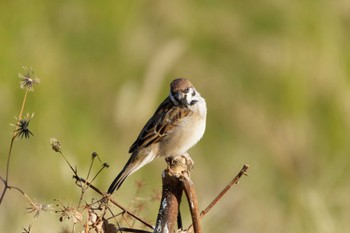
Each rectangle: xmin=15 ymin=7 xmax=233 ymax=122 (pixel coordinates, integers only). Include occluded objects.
xmin=1 ymin=0 xmax=350 ymax=232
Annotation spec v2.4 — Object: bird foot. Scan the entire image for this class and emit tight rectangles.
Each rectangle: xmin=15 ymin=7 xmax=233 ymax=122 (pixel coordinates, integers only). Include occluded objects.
xmin=165 ymin=153 xmax=194 ymax=173
xmin=180 ymin=152 xmax=194 ymax=170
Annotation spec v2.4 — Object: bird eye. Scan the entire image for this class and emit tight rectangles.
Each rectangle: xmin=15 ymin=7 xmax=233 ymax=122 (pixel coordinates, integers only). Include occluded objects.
xmin=184 ymin=87 xmax=190 ymax=93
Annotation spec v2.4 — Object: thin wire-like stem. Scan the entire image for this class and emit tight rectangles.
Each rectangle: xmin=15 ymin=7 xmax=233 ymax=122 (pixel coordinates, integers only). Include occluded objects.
xmin=57 ymin=151 xmax=86 ymax=208
xmin=90 ymin=165 xmax=106 ymax=184
xmin=200 ymin=164 xmax=249 ymax=218
xmin=59 ymin=151 xmax=77 ymax=175
xmin=7 ymin=185 xmax=37 ymax=208
xmin=86 ymin=155 xmax=95 ymax=182
xmin=110 ymin=200 xmax=153 ymax=230
xmin=116 ymin=228 xmax=151 ymax=233
xmin=7 ymin=90 xmax=28 ymax=181
xmin=18 ymin=90 xmax=29 ymax=126
xmin=0 ymin=90 xmax=29 ymax=205
xmin=77 ymin=155 xmax=96 ymax=206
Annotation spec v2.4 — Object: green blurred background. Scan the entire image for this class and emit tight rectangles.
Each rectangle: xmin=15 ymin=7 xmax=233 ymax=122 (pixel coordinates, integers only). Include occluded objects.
xmin=1 ymin=0 xmax=350 ymax=232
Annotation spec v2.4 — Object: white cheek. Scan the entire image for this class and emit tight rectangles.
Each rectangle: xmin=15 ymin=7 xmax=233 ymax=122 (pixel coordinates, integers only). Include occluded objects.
xmin=185 ymin=94 xmax=192 ymax=104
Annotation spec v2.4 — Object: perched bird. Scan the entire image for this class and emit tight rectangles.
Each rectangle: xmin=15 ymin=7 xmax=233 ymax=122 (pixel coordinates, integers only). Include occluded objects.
xmin=108 ymin=78 xmax=207 ymax=194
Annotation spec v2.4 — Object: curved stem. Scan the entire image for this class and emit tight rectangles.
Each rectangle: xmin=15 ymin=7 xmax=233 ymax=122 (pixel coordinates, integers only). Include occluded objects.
xmin=0 ymin=90 xmax=29 ymax=205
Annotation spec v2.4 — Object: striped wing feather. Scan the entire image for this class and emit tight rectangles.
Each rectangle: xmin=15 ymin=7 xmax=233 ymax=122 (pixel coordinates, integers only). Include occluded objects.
xmin=129 ymin=97 xmax=192 ymax=153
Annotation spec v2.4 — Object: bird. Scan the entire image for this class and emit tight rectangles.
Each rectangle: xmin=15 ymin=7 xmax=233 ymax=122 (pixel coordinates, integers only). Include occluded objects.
xmin=107 ymin=78 xmax=207 ymax=194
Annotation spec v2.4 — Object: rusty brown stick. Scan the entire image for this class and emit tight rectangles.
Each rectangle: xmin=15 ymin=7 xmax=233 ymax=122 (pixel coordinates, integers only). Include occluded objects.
xmin=201 ymin=164 xmax=249 ymax=218
xmin=154 ymin=168 xmax=183 ymax=233
xmin=187 ymin=164 xmax=249 ymax=232
xmin=182 ymin=172 xmax=202 ymax=233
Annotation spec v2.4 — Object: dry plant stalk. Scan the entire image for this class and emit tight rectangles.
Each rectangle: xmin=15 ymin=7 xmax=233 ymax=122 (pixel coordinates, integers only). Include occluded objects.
xmin=0 ymin=67 xmax=39 ymax=205
xmin=182 ymin=172 xmax=201 ymax=233
xmin=186 ymin=164 xmax=249 ymax=233
xmin=154 ymin=156 xmax=250 ymax=233
xmin=154 ymin=154 xmax=202 ymax=233
xmin=50 ymin=139 xmax=154 ymax=232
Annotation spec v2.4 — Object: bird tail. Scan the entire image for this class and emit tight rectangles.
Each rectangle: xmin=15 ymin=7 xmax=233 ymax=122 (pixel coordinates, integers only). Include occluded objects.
xmin=107 ymin=165 xmax=131 ymax=194
xmin=107 ymin=152 xmax=155 ymax=194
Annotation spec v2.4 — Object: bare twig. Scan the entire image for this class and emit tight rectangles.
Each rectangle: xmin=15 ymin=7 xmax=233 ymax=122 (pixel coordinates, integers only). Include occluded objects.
xmin=72 ymin=175 xmax=154 ymax=230
xmin=59 ymin=151 xmax=77 ymax=176
xmin=8 ymin=185 xmax=38 ymax=208
xmin=51 ymin=142 xmax=153 ymax=231
xmin=201 ymin=164 xmax=249 ymax=218
xmin=1 ymin=183 xmax=51 ymax=218
xmin=108 ymin=197 xmax=154 ymax=230
xmin=116 ymin=227 xmax=152 ymax=233
xmin=187 ymin=164 xmax=249 ymax=232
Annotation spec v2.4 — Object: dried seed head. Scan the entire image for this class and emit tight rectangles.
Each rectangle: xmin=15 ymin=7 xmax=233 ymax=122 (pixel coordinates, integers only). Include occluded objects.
xmin=14 ymin=113 xmax=34 ymax=139
xmin=91 ymin=152 xmax=98 ymax=158
xmin=19 ymin=66 xmax=40 ymax=91
xmin=50 ymin=138 xmax=61 ymax=152
xmin=27 ymin=200 xmax=53 ymax=218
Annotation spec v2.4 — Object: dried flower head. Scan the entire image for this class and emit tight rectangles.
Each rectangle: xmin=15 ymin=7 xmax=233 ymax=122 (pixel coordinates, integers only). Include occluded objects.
xmin=27 ymin=200 xmax=53 ymax=218
xmin=55 ymin=200 xmax=83 ymax=223
xmin=13 ymin=113 xmax=34 ymax=139
xmin=91 ymin=152 xmax=98 ymax=158
xmin=50 ymin=138 xmax=61 ymax=152
xmin=19 ymin=66 xmax=40 ymax=91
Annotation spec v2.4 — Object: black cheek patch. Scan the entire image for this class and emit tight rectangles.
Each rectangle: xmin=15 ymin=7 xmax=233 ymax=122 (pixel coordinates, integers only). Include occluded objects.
xmin=190 ymin=100 xmax=198 ymax=105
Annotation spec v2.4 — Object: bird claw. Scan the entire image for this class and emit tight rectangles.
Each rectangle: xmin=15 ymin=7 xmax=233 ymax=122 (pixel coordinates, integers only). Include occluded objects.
xmin=181 ymin=152 xmax=194 ymax=170
xmin=165 ymin=153 xmax=194 ymax=172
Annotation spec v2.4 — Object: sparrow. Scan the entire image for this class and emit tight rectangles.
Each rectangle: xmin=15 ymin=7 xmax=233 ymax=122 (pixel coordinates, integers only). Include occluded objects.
xmin=107 ymin=78 xmax=207 ymax=194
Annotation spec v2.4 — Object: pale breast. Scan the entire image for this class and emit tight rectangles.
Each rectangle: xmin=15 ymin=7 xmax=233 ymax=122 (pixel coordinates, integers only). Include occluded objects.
xmin=158 ymin=98 xmax=207 ymax=157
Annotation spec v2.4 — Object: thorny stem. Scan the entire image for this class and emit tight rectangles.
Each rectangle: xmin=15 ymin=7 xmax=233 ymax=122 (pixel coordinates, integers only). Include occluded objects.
xmin=0 ymin=90 xmax=29 ymax=205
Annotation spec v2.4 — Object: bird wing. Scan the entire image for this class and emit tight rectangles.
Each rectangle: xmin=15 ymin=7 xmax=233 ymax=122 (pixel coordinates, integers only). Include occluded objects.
xmin=129 ymin=97 xmax=193 ymax=153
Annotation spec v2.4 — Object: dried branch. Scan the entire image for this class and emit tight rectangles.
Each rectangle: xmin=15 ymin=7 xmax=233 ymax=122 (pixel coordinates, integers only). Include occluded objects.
xmin=154 ymin=154 xmax=200 ymax=233
xmin=72 ymin=175 xmax=154 ymax=230
xmin=50 ymin=139 xmax=154 ymax=231
xmin=181 ymin=172 xmax=201 ymax=233
xmin=116 ymin=227 xmax=152 ymax=233
xmin=154 ymin=169 xmax=183 ymax=233
xmin=187 ymin=164 xmax=249 ymax=232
